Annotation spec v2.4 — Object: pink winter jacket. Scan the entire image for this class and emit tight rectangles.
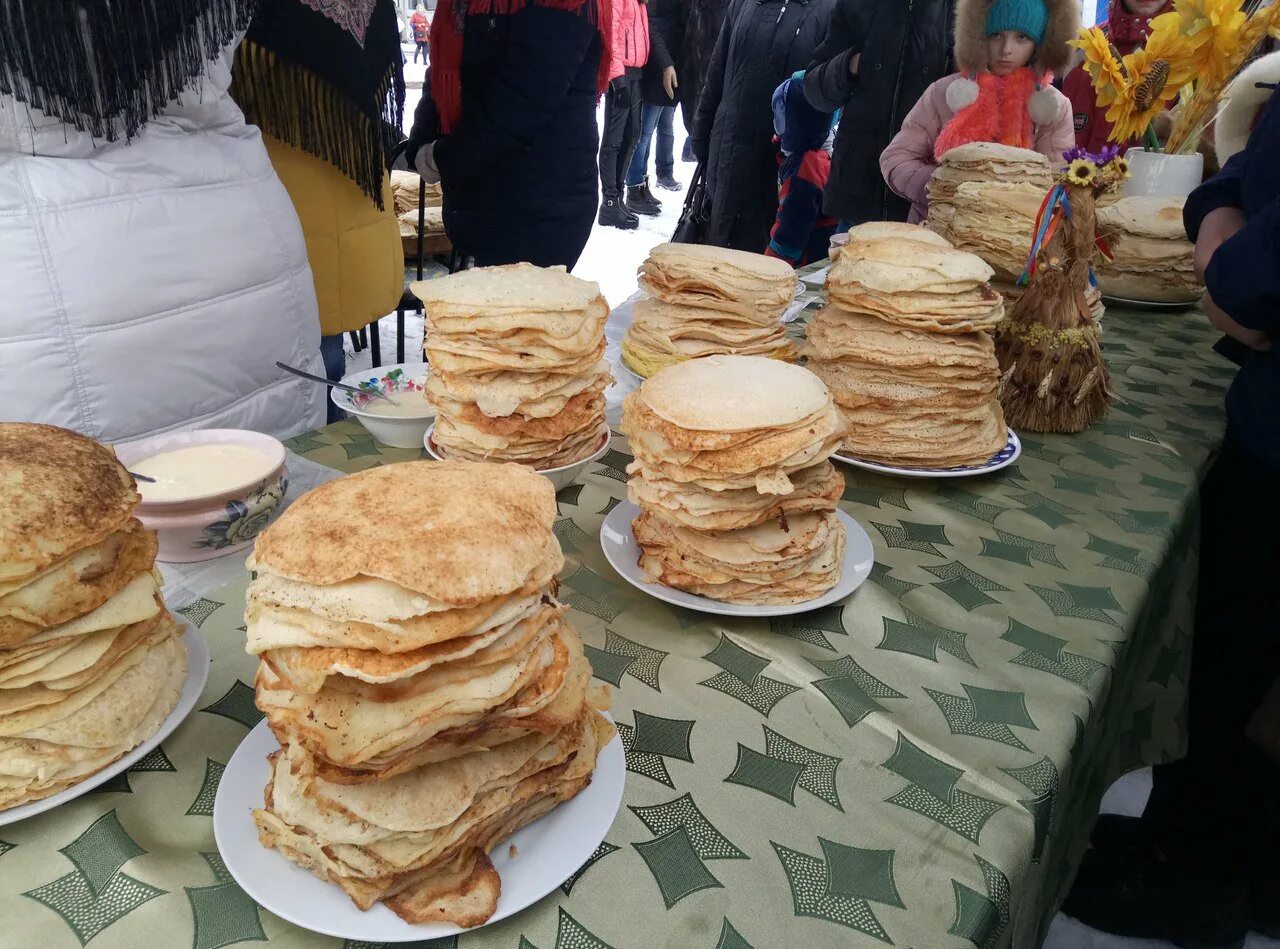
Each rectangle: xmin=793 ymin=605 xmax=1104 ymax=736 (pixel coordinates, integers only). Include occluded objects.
xmin=608 ymin=0 xmax=651 ymax=81
xmin=879 ymin=73 xmax=1075 ymax=223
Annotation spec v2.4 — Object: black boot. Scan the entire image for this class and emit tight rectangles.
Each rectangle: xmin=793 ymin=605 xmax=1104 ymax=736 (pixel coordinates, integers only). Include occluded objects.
xmin=626 ymin=179 xmax=662 ymax=216
xmin=598 ymin=195 xmax=638 ymax=230
xmin=656 ymin=172 xmax=682 ymax=192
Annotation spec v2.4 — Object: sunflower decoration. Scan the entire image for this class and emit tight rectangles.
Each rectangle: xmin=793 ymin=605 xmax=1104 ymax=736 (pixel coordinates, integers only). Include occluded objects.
xmin=1065 ymin=158 xmax=1099 ymax=188
xmin=1174 ymin=0 xmax=1247 ymax=87
xmin=1103 ymin=12 xmax=1197 ymax=144
xmin=1070 ymin=27 xmax=1128 ymax=109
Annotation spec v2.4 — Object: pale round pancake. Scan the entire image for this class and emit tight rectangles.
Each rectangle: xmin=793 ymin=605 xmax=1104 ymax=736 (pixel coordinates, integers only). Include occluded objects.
xmin=639 ymin=355 xmax=831 ymax=432
xmin=411 ymin=262 xmax=602 ymax=314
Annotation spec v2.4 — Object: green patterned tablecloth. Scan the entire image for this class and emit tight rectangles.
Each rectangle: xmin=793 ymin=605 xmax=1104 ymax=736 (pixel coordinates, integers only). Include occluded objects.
xmin=0 ymin=304 xmax=1232 ymax=949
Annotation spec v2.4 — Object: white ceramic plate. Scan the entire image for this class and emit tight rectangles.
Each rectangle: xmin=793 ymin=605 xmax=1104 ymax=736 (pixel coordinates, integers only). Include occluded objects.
xmin=0 ymin=620 xmax=211 ymax=826
xmin=214 ymin=715 xmax=625 ymax=942
xmin=1101 ymin=294 xmax=1198 ymax=310
xmin=423 ymin=424 xmax=611 ymax=492
xmin=600 ymin=502 xmax=874 ymax=618
xmin=833 ymin=430 xmax=1022 ymax=479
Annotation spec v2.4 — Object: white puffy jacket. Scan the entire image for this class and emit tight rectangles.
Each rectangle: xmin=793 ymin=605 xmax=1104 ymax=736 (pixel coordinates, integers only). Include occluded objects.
xmin=0 ymin=43 xmax=327 ymax=445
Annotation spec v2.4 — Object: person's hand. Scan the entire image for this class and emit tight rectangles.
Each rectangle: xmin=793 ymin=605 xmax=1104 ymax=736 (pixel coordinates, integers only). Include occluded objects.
xmin=1204 ymin=291 xmax=1270 ymax=351
xmin=1194 ymin=206 xmax=1246 ymax=281
xmin=849 ymin=52 xmax=861 ymax=77
xmin=662 ymin=66 xmax=678 ymax=100
xmin=415 ymin=141 xmax=441 ymax=185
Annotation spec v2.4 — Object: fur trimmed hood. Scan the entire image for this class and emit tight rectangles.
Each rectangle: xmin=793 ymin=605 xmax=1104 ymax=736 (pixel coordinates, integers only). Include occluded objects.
xmin=954 ymin=0 xmax=1080 ymax=76
xmin=1217 ymin=50 xmax=1280 ymax=164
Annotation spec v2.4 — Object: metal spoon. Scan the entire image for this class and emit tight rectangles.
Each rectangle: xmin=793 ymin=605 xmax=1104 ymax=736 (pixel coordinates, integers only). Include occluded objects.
xmin=128 ymin=471 xmax=156 ymax=483
xmin=274 ymin=361 xmax=400 ymax=406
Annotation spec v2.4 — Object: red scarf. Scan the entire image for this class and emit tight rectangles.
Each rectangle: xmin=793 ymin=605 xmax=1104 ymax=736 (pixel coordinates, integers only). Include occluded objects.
xmin=1106 ymin=0 xmax=1173 ymax=55
xmin=935 ymin=68 xmax=1039 ymax=160
xmin=430 ymin=0 xmax=612 ymax=134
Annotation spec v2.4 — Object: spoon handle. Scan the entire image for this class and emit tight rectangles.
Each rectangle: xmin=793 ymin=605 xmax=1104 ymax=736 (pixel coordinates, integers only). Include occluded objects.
xmin=274 ymin=362 xmax=395 ymax=404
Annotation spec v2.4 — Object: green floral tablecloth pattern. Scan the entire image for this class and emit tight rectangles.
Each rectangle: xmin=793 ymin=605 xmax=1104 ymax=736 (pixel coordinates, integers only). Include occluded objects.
xmin=0 ymin=304 xmax=1232 ymax=949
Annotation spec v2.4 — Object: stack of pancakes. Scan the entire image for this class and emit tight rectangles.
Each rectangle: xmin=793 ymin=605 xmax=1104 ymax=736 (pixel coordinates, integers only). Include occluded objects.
xmin=247 ymin=461 xmax=611 ymax=925
xmin=1097 ymin=196 xmax=1202 ymax=303
xmin=0 ymin=423 xmax=186 ymax=810
xmin=621 ymin=355 xmax=848 ymax=605
xmin=926 ymin=142 xmax=1053 ymax=235
xmin=826 ymin=236 xmax=1005 ymax=334
xmin=621 ymin=243 xmax=798 ymax=378
xmin=809 ymin=236 xmax=1009 ymax=467
xmin=414 ymin=264 xmax=612 ymax=469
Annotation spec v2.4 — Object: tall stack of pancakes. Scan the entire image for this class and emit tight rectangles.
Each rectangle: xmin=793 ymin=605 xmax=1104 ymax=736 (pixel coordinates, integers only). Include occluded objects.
xmin=1097 ymin=196 xmax=1202 ymax=303
xmin=415 ymin=264 xmax=612 ymax=469
xmin=621 ymin=243 xmax=798 ymax=378
xmin=247 ymin=461 xmax=611 ymax=925
xmin=926 ymin=142 xmax=1053 ymax=236
xmin=936 ymin=182 xmax=1106 ymax=320
xmin=621 ymin=356 xmax=848 ymax=605
xmin=0 ymin=423 xmax=186 ymax=810
xmin=807 ymin=236 xmax=1009 ymax=467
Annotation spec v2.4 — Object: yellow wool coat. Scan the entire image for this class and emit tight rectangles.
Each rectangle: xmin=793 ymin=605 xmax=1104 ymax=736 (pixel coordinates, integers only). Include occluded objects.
xmin=263 ymin=135 xmax=403 ymax=337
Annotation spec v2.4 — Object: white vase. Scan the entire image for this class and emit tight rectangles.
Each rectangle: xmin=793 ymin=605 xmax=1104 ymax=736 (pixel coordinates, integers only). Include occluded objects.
xmin=1123 ymin=148 xmax=1204 ymax=200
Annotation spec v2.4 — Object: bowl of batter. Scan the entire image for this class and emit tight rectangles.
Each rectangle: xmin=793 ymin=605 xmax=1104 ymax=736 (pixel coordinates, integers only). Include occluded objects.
xmin=332 ymin=363 xmax=435 ymax=449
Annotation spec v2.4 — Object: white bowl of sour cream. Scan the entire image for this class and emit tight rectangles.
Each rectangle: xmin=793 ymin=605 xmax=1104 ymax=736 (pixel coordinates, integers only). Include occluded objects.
xmin=115 ymin=429 xmax=288 ymax=563
xmin=332 ymin=363 xmax=435 ymax=449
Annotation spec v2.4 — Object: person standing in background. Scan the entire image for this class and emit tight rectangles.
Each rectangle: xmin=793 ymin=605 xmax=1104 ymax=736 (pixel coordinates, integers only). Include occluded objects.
xmin=878 ymin=0 xmax=1077 ymax=224
xmin=765 ymin=74 xmax=839 ymax=266
xmin=625 ymin=0 xmax=682 ymax=220
xmin=1062 ymin=0 xmax=1171 ymax=152
xmin=599 ymin=0 xmax=652 ymax=229
xmin=679 ymin=0 xmax=731 ymax=161
xmin=692 ymin=0 xmax=834 ymax=252
xmin=411 ymin=3 xmax=431 ymax=63
xmin=804 ymin=0 xmax=956 ymax=228
xmin=232 ymin=0 xmax=406 ymax=423
xmin=402 ymin=0 xmax=609 ymax=268
xmin=0 ymin=0 xmax=326 ymax=442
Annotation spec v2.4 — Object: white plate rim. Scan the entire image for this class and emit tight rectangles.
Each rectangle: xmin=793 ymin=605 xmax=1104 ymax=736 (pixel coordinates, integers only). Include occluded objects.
xmin=600 ymin=502 xmax=875 ymax=618
xmin=1100 ymin=293 xmax=1199 ymax=310
xmin=832 ymin=430 xmax=1022 ymax=479
xmin=213 ymin=714 xmax=625 ymax=942
xmin=0 ymin=619 xmax=211 ymax=826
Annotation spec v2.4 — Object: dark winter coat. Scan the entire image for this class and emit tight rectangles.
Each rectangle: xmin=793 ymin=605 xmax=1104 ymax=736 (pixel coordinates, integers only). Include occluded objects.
xmin=1184 ymin=86 xmax=1280 ymax=475
xmin=692 ymin=0 xmax=833 ymax=252
xmin=803 ymin=0 xmax=955 ymax=225
xmin=643 ymin=0 xmax=680 ymax=107
xmin=408 ymin=1 xmax=602 ymax=268
xmin=678 ymin=0 xmax=730 ymax=137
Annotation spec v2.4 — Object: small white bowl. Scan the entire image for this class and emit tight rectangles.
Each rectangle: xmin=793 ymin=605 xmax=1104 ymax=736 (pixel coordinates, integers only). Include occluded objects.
xmin=331 ymin=362 xmax=435 ymax=449
xmin=115 ymin=429 xmax=288 ymax=563
xmin=424 ymin=424 xmax=611 ymax=492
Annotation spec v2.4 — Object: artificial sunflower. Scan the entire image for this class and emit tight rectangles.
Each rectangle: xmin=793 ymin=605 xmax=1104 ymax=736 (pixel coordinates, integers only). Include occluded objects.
xmin=1105 ymin=14 xmax=1197 ymax=143
xmin=1065 ymin=159 xmax=1098 ymax=187
xmin=1174 ymin=0 xmax=1247 ymax=87
xmin=1070 ymin=27 xmax=1127 ymax=108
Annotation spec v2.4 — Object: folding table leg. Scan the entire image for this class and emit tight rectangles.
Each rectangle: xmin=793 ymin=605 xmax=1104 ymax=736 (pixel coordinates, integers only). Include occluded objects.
xmin=369 ymin=320 xmax=381 ymax=368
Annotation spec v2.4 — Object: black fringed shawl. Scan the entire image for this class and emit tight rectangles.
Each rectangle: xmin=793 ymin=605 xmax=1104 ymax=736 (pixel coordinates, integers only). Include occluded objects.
xmin=231 ymin=0 xmax=406 ymax=208
xmin=0 ymin=0 xmax=255 ymax=141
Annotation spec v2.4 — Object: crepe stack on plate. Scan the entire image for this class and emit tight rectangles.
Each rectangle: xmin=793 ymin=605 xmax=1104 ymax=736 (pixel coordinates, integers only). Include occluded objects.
xmin=0 ymin=423 xmax=186 ymax=811
xmin=826 ymin=236 xmax=1006 ymax=334
xmin=927 ymin=142 xmax=1053 ymax=235
xmin=414 ymin=264 xmax=612 ymax=469
xmin=621 ymin=243 xmax=799 ymax=378
xmin=804 ymin=306 xmax=1009 ymax=467
xmin=246 ymin=461 xmax=612 ymax=925
xmin=390 ymin=170 xmax=443 ymax=214
xmin=620 ymin=355 xmax=848 ymax=604
xmin=1096 ymin=196 xmax=1202 ymax=303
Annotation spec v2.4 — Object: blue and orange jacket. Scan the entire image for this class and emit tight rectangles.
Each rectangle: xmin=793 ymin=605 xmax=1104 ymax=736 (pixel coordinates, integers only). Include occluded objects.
xmin=764 ymin=76 xmax=837 ymax=267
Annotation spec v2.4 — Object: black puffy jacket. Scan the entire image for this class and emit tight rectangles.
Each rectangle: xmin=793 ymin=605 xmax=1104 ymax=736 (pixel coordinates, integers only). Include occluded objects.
xmin=804 ymin=0 xmax=954 ymax=225
xmin=692 ymin=0 xmax=832 ymax=252
xmin=408 ymin=1 xmax=602 ymax=268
